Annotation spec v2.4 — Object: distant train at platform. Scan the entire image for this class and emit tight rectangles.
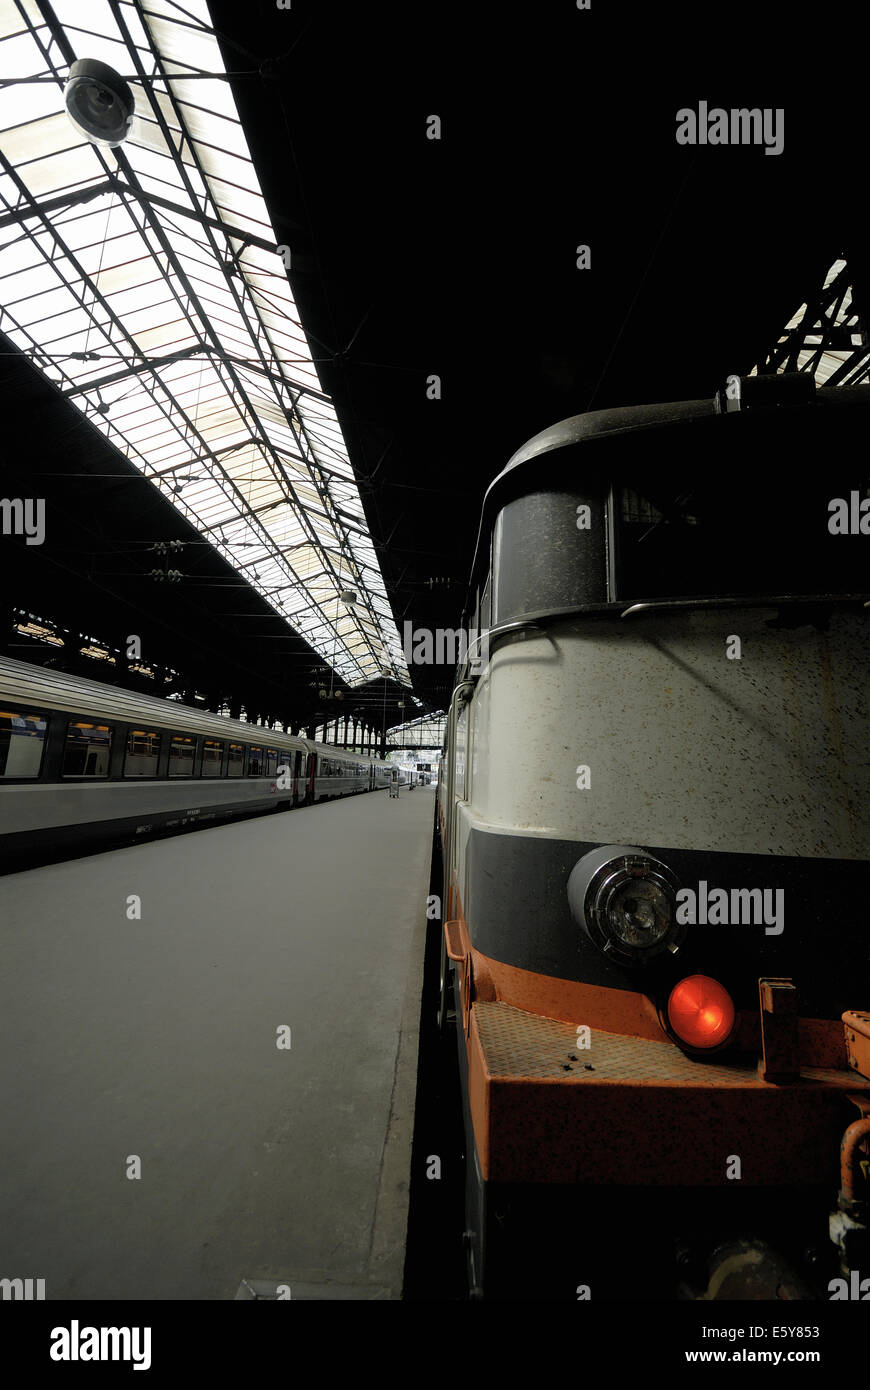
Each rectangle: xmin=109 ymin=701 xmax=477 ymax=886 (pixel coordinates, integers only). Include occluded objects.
xmin=0 ymin=655 xmax=393 ymax=871
xmin=436 ymin=372 xmax=870 ymax=1301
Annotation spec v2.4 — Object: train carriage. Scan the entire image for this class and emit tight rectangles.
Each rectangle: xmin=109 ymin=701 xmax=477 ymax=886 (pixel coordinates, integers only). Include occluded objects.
xmin=437 ymin=372 xmax=870 ymax=1300
xmin=0 ymin=655 xmax=392 ymax=871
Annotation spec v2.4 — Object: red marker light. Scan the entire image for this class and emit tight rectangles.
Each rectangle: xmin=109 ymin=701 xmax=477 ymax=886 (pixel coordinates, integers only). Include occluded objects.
xmin=668 ymin=975 xmax=735 ymax=1049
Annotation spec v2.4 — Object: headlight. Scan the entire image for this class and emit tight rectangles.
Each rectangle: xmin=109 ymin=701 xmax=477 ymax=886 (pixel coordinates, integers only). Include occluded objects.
xmin=567 ymin=844 xmax=685 ymax=968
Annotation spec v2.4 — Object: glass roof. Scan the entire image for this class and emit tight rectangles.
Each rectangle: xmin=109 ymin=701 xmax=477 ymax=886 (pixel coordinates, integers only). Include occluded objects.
xmin=751 ymin=258 xmax=870 ymax=389
xmin=385 ymin=711 xmax=446 ymax=749
xmin=0 ymin=0 xmax=410 ymax=688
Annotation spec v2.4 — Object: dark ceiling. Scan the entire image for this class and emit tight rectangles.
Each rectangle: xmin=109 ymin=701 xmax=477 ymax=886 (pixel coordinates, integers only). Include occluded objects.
xmin=1 ymin=0 xmax=865 ymax=730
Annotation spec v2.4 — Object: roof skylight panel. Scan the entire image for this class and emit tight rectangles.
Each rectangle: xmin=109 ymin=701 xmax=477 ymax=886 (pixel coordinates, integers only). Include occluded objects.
xmin=97 ymin=264 xmax=163 ymax=306
xmin=0 ymin=225 xmax=41 ymax=276
xmin=173 ymin=380 xmax=228 ymax=422
xmin=114 ymin=375 xmax=186 ymax=419
xmin=203 ymin=316 xmax=252 ymax=355
xmin=0 ymin=27 xmax=49 ymax=84
xmin=244 ymin=395 xmax=290 ymax=430
xmin=261 ymin=428 xmax=299 ymax=463
xmin=136 ymin=437 xmax=187 ymax=468
xmin=56 ymin=29 xmax=130 ymax=77
xmin=126 ymin=318 xmax=191 ymax=355
xmin=120 ymin=413 xmax=180 ymax=449
xmin=143 ymin=7 xmax=215 ymax=72
xmin=39 ymin=313 xmax=101 ymax=354
xmin=1 ymin=110 xmax=75 ymax=164
xmin=132 ymin=109 xmax=177 ymax=160
xmin=0 ymin=87 xmax=59 ymax=142
xmin=189 ymin=141 xmax=257 ymax=197
xmin=0 ymin=5 xmax=28 ymax=40
xmin=5 ymin=277 xmax=72 ymax=321
xmin=165 ymin=68 xmax=236 ymax=123
xmin=179 ymin=278 xmax=242 ymax=326
xmin=172 ymin=100 xmax=245 ymax=158
xmin=205 ymin=178 xmax=264 ymax=228
xmin=175 ymin=254 xmax=234 ymax=297
xmin=128 ymin=138 xmax=190 ymax=189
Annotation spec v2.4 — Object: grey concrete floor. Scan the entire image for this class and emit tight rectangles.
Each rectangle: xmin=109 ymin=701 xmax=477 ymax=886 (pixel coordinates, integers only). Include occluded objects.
xmin=0 ymin=786 xmax=434 ymax=1300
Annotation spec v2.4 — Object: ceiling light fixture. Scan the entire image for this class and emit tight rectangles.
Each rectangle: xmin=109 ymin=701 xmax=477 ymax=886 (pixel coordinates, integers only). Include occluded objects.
xmin=64 ymin=59 xmax=135 ymax=147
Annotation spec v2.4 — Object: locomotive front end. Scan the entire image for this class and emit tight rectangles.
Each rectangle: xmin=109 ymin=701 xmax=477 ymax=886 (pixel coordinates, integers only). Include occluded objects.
xmin=439 ymin=375 xmax=870 ymax=1300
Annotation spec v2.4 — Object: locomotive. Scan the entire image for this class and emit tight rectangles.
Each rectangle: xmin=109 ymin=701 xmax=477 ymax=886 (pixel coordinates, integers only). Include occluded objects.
xmin=436 ymin=372 xmax=870 ymax=1300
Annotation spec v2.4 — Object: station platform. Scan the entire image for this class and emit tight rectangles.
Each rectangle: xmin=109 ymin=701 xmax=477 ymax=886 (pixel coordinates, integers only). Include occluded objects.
xmin=0 ymin=785 xmax=435 ymax=1300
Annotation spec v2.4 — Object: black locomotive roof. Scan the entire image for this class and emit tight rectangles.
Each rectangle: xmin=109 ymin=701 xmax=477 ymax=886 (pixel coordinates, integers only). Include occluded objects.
xmin=500 ymin=399 xmax=710 ymax=478
xmin=464 ymin=381 xmax=870 ymax=610
xmin=498 ymin=381 xmax=870 ymax=482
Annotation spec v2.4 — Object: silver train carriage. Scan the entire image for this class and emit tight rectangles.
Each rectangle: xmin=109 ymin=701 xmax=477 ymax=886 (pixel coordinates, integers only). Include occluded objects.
xmin=0 ymin=654 xmax=393 ymax=870
xmin=437 ymin=372 xmax=870 ymax=1300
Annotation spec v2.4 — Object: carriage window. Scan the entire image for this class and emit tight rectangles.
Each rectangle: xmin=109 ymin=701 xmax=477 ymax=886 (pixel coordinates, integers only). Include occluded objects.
xmin=248 ymin=745 xmax=264 ymax=776
xmin=227 ymin=743 xmax=244 ymax=777
xmin=168 ymin=735 xmax=196 ymax=777
xmin=63 ymin=722 xmax=113 ymax=777
xmin=0 ymin=709 xmax=47 ymax=778
xmin=202 ymin=739 xmax=224 ymax=777
xmin=265 ymin=748 xmax=278 ymax=776
xmin=124 ymin=729 xmax=159 ymax=777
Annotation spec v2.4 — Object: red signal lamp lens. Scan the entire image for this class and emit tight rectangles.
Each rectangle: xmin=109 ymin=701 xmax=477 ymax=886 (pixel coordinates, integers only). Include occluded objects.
xmin=667 ymin=975 xmax=735 ymax=1049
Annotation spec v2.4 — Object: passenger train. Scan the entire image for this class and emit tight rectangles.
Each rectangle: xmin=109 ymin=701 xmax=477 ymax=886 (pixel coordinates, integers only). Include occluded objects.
xmin=0 ymin=654 xmax=394 ymax=872
xmin=436 ymin=372 xmax=870 ymax=1300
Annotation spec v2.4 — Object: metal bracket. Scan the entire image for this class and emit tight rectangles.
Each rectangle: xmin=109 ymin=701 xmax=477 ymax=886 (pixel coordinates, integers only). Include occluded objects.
xmin=844 ymin=1010 xmax=870 ymax=1080
xmin=758 ymin=977 xmax=799 ymax=1082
